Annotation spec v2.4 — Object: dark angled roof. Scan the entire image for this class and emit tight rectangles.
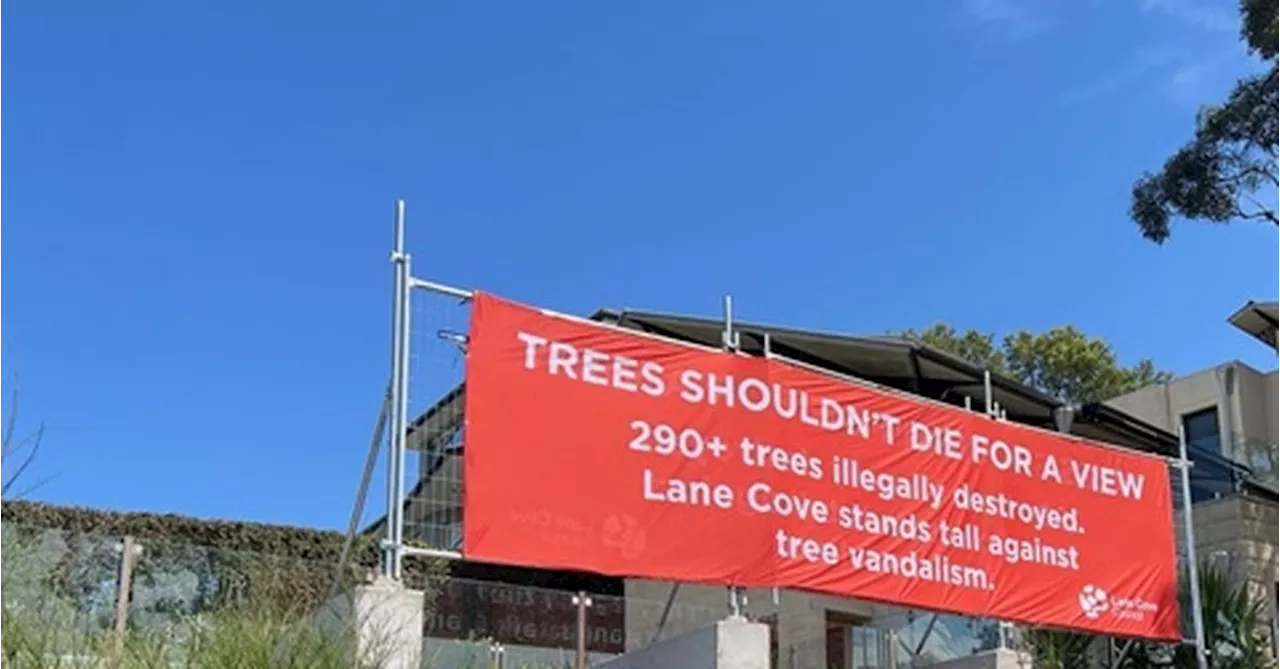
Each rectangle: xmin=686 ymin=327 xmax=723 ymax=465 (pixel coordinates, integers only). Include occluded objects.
xmin=400 ymin=305 xmax=1190 ymax=458
xmin=593 ymin=307 xmax=1180 ymax=458
xmin=1227 ymin=300 xmax=1278 ymax=350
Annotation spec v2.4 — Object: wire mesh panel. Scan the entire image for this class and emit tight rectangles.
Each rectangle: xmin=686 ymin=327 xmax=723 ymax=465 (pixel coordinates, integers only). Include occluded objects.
xmin=403 ymin=285 xmax=472 ymax=553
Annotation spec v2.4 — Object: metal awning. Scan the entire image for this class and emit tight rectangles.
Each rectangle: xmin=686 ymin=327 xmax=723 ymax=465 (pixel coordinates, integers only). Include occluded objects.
xmin=1227 ymin=300 xmax=1278 ymax=350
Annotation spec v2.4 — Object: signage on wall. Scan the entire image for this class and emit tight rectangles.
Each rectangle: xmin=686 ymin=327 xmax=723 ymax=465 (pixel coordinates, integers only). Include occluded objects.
xmin=425 ymin=579 xmax=625 ymax=653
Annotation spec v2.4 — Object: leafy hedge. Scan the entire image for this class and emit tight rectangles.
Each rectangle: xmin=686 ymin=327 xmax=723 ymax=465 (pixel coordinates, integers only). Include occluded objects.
xmin=1 ymin=499 xmax=373 ymax=564
xmin=0 ymin=500 xmax=620 ymax=598
xmin=0 ymin=500 xmax=443 ymax=618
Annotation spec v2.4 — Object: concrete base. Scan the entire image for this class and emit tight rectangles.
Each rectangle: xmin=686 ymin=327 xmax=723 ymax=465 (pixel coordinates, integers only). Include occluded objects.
xmin=316 ymin=577 xmax=425 ymax=669
xmin=922 ymin=648 xmax=1030 ymax=669
xmin=596 ymin=617 xmax=770 ymax=669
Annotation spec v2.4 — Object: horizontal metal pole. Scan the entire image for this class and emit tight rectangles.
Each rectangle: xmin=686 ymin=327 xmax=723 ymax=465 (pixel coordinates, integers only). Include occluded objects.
xmin=541 ymin=307 xmax=729 ymax=355
xmin=404 ymin=279 xmax=745 ymax=357
xmin=401 ymin=545 xmax=463 ymax=560
xmin=409 ymin=277 xmax=474 ymax=300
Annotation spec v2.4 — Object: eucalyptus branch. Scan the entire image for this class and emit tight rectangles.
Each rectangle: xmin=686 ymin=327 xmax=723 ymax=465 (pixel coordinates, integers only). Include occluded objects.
xmin=1235 ymin=201 xmax=1280 ymax=225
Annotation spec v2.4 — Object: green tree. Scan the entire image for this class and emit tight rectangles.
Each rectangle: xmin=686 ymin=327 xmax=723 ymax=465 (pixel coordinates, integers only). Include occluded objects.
xmin=907 ymin=324 xmax=1007 ymax=374
xmin=1129 ymin=0 xmax=1278 ymax=243
xmin=903 ymin=324 xmax=1172 ymax=404
xmin=1019 ymin=628 xmax=1095 ymax=669
xmin=1122 ymin=561 xmax=1275 ymax=669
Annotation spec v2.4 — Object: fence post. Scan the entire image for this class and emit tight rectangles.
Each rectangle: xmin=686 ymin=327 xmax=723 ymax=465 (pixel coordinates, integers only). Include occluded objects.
xmin=385 ymin=198 xmax=412 ymax=580
xmin=1176 ymin=426 xmax=1210 ymax=669
xmin=112 ymin=535 xmax=139 ymax=664
xmin=574 ymin=591 xmax=594 ymax=669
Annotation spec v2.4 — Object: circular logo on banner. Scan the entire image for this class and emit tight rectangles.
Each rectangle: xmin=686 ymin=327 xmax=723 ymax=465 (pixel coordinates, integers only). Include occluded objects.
xmin=1078 ymin=585 xmax=1110 ymax=619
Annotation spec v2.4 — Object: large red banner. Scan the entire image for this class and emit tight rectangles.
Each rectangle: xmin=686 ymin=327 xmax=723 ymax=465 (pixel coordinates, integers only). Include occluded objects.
xmin=463 ymin=293 xmax=1182 ymax=640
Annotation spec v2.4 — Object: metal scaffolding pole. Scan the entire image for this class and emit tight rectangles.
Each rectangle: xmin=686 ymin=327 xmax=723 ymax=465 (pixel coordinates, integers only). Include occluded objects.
xmin=722 ymin=294 xmax=744 ymax=618
xmin=334 ymin=388 xmax=391 ymax=598
xmin=383 ymin=199 xmax=411 ymax=580
xmin=1176 ymin=425 xmax=1209 ymax=669
xmin=393 ymin=238 xmax=413 ymax=579
xmin=983 ymin=370 xmax=993 ymax=417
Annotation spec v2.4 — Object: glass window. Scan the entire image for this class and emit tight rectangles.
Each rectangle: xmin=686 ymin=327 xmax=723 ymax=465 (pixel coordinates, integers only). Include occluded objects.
xmin=827 ymin=613 xmax=887 ymax=669
xmin=849 ymin=626 xmax=883 ymax=669
xmin=1182 ymin=407 xmax=1234 ymax=503
xmin=1182 ymin=407 xmax=1221 ymax=455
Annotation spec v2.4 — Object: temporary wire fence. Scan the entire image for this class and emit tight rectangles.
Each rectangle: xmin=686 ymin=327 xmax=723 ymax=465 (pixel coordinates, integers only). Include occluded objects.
xmin=389 ymin=284 xmax=1035 ymax=669
xmin=403 ymin=286 xmax=470 ymax=554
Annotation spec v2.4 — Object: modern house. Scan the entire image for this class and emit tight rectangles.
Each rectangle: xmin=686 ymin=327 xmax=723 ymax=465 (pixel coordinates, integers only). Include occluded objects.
xmin=394 ymin=302 xmax=1279 ymax=669
xmin=1107 ymin=300 xmax=1279 ymax=636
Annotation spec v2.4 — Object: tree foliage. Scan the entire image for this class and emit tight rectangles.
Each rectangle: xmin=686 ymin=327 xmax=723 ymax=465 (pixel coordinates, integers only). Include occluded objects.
xmin=1010 ymin=549 xmax=1275 ymax=667
xmin=1129 ymin=0 xmax=1278 ymax=243
xmin=1121 ymin=561 xmax=1275 ymax=669
xmin=903 ymin=324 xmax=1172 ymax=404
xmin=1019 ymin=627 xmax=1096 ymax=669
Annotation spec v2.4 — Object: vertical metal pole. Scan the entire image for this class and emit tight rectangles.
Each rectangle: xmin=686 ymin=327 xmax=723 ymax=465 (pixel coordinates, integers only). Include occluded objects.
xmin=383 ymin=199 xmax=409 ymax=580
xmin=574 ymin=591 xmax=593 ymax=669
xmin=393 ymin=233 xmax=413 ymax=579
xmin=1177 ymin=425 xmax=1210 ymax=669
xmin=722 ymin=294 xmax=741 ymax=617
xmin=983 ymin=370 xmax=993 ymax=417
xmin=722 ymin=295 xmax=737 ymax=351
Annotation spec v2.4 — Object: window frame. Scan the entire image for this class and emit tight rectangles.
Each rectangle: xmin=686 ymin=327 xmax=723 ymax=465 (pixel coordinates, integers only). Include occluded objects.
xmin=1181 ymin=405 xmax=1223 ymax=455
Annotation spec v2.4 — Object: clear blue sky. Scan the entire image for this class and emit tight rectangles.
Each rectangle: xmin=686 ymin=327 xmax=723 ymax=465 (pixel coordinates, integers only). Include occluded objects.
xmin=4 ymin=0 xmax=1276 ymax=530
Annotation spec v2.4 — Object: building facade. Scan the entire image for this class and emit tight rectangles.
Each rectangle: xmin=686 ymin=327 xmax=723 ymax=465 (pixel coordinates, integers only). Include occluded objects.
xmin=1107 ymin=361 xmax=1277 ymax=494
xmin=1107 ymin=300 xmax=1279 ymax=644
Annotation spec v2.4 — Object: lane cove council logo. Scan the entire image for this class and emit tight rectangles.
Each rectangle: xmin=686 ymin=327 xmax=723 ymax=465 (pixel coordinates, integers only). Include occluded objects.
xmin=1078 ymin=585 xmax=1110 ymax=619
